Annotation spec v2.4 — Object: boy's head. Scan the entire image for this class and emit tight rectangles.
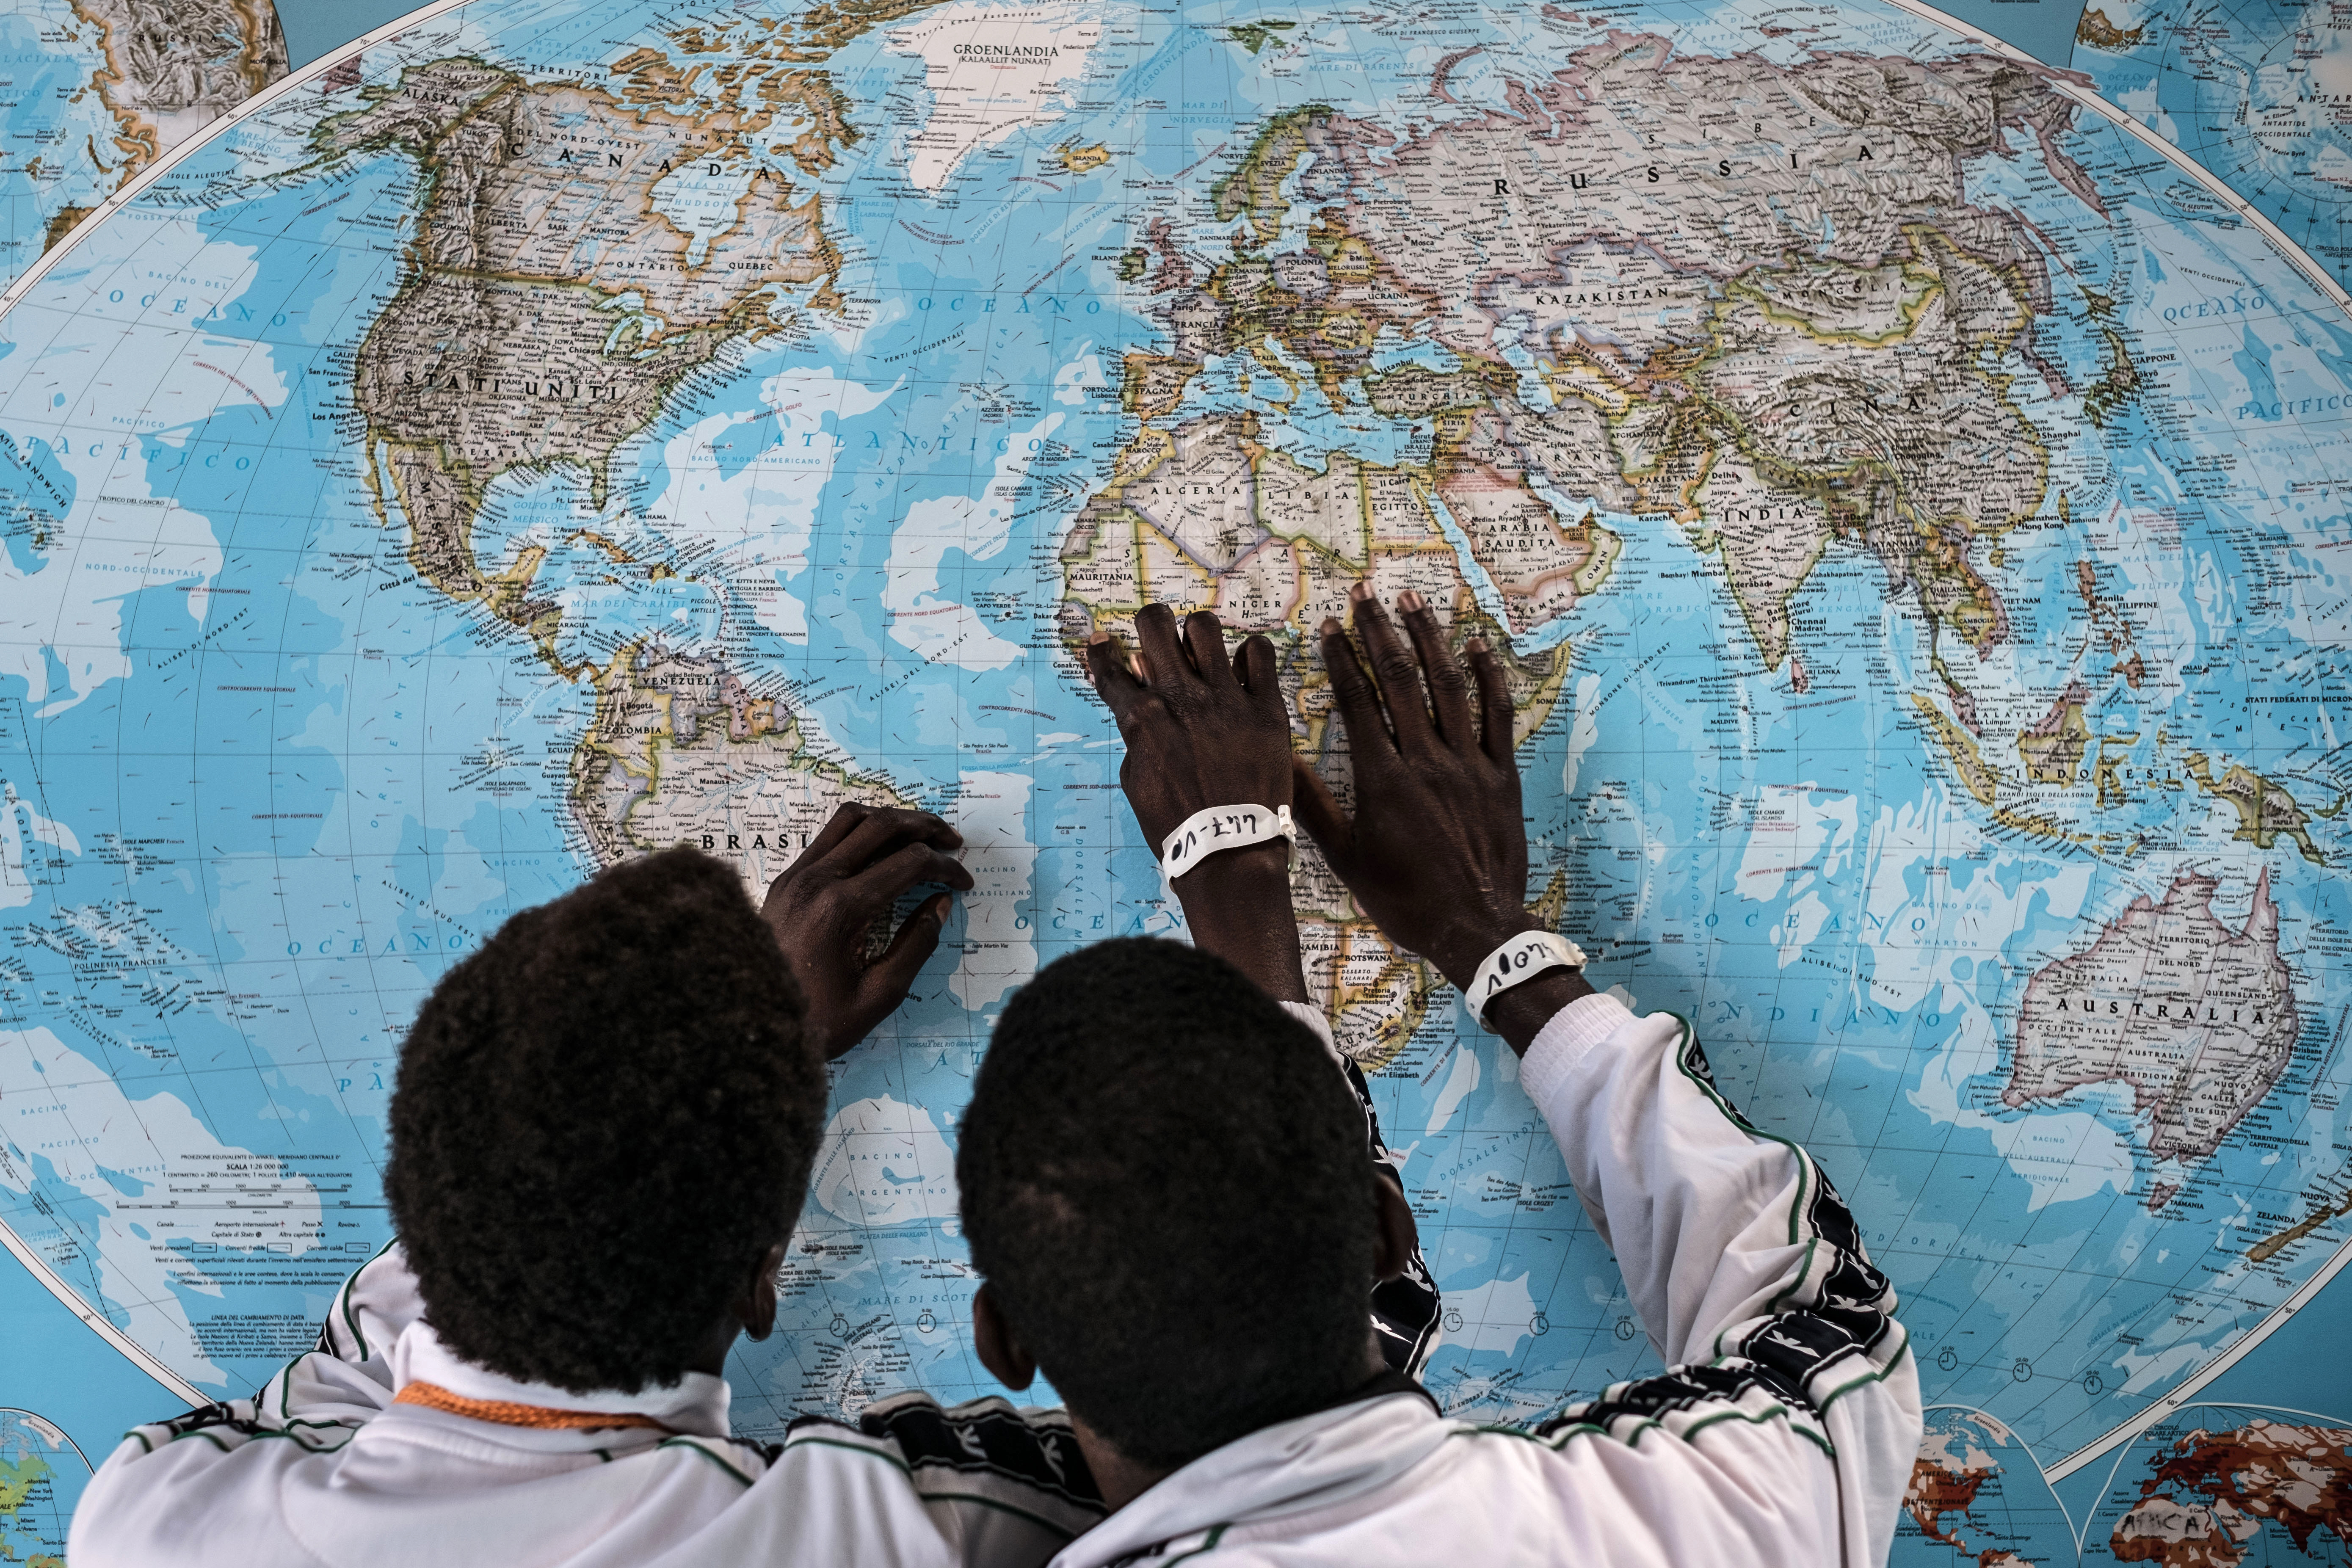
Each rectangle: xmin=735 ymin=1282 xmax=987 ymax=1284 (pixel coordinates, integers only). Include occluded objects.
xmin=957 ymin=939 xmax=1388 ymax=1471
xmin=386 ymin=847 xmax=824 ymax=1394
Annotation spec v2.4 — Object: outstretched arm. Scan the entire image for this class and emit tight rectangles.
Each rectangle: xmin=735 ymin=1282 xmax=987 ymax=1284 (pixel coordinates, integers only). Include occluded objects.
xmin=177 ymin=814 xmax=974 ymax=1435
xmin=1082 ymin=603 xmax=1305 ymax=1001
xmin=1082 ymin=603 xmax=1437 ymax=1373
xmin=1302 ymin=589 xmax=1919 ymax=1567
xmin=1289 ymin=585 xmax=1591 ymax=1056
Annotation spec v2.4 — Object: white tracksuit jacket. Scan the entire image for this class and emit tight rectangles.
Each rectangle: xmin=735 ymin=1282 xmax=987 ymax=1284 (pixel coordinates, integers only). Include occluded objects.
xmin=69 ymin=992 xmax=1919 ymax=1567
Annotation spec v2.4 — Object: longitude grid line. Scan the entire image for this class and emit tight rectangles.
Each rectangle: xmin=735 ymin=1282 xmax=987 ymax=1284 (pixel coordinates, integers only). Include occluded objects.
xmin=261 ymin=221 xmax=395 ymax=1192
xmin=781 ymin=38 xmax=1075 ymax=1413
xmin=188 ymin=201 xmax=388 ymax=1355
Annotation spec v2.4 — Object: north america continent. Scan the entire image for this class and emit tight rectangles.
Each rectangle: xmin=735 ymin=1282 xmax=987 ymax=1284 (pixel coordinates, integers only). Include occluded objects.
xmin=323 ymin=55 xmax=846 ymax=639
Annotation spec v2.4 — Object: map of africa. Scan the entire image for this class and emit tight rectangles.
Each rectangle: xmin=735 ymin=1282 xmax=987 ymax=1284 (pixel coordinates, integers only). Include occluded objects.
xmin=0 ymin=0 xmax=2347 ymax=1560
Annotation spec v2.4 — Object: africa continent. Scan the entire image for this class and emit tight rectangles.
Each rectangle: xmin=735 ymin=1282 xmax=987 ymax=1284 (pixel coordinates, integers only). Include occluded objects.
xmin=1058 ymin=410 xmax=1569 ymax=1060
xmin=1062 ymin=32 xmax=2112 ymax=1050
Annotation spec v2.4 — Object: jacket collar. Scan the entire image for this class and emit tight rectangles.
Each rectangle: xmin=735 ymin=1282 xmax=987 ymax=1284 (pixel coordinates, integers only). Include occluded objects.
xmin=1051 ymin=1375 xmax=1452 ymax=1568
xmin=386 ymin=1320 xmax=733 ymax=1440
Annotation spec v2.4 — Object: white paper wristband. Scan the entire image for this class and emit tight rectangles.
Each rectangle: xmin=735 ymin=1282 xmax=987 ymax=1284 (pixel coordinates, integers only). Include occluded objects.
xmin=1467 ymin=930 xmax=1587 ymax=1023
xmin=1160 ymin=803 xmax=1295 ymax=889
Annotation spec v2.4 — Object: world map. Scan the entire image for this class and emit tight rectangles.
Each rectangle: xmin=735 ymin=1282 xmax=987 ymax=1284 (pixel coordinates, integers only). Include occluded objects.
xmin=0 ymin=0 xmax=2347 ymax=1562
xmin=1909 ymin=1404 xmax=2352 ymax=1564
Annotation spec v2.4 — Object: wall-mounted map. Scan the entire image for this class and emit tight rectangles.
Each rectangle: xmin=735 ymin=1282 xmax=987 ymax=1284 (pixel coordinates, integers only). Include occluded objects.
xmin=0 ymin=0 xmax=2346 ymax=1560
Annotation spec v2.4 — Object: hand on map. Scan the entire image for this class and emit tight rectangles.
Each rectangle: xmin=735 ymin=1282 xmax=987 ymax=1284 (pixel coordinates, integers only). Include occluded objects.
xmin=760 ymin=804 xmax=974 ymax=1058
xmin=1301 ymin=587 xmax=1591 ymax=1055
xmin=1085 ymin=604 xmax=1309 ymax=1002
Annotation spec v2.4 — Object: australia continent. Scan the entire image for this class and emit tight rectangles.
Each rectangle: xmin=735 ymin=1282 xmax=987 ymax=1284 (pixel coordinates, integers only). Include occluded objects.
xmin=2005 ymin=872 xmax=2297 ymax=1169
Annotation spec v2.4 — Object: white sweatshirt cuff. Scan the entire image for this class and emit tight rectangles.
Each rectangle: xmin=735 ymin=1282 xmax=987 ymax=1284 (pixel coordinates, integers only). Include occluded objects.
xmin=1518 ymin=991 xmax=1638 ymax=1110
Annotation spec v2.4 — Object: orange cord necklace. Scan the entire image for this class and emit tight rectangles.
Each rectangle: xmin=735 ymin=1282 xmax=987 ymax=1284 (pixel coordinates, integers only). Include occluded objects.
xmin=394 ymin=1380 xmax=675 ymax=1433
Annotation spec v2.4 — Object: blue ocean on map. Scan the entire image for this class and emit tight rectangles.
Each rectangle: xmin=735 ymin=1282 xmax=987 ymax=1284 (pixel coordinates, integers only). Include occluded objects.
xmin=1 ymin=0 xmax=2349 ymax=1557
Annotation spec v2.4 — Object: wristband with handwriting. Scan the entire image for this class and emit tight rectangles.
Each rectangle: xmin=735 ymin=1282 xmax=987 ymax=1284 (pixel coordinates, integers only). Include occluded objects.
xmin=1467 ymin=930 xmax=1586 ymax=1024
xmin=1160 ymin=803 xmax=1295 ymax=894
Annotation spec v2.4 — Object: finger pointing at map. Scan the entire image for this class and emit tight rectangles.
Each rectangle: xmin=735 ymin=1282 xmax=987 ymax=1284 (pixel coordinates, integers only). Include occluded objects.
xmin=760 ymin=803 xmax=973 ymax=1058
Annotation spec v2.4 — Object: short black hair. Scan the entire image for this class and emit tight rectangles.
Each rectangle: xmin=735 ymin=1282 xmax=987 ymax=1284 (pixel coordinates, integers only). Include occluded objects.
xmin=958 ymin=939 xmax=1378 ymax=1470
xmin=386 ymin=847 xmax=824 ymax=1393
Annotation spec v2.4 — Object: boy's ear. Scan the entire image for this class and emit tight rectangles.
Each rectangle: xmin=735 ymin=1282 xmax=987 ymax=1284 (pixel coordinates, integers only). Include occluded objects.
xmin=736 ymin=1240 xmax=787 ymax=1343
xmin=971 ymin=1282 xmax=1037 ymax=1391
xmin=1372 ymin=1176 xmax=1418 ymax=1283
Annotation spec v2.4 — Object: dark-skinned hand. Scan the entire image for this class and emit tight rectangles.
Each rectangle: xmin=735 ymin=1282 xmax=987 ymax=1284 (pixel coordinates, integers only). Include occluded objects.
xmin=1083 ymin=603 xmax=1308 ymax=1002
xmin=1298 ymin=585 xmax=1592 ymax=1054
xmin=759 ymin=803 xmax=973 ymax=1059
